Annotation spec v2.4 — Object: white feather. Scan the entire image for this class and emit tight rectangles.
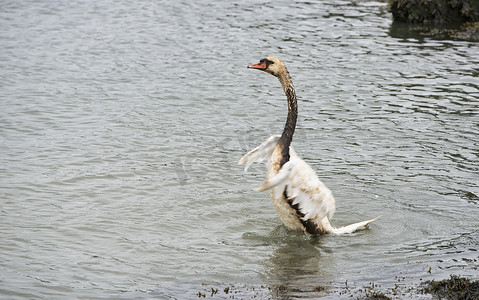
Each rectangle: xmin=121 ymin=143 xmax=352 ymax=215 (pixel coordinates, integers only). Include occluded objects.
xmin=238 ymin=135 xmax=281 ymax=172
xmin=255 ymin=145 xmax=377 ymax=235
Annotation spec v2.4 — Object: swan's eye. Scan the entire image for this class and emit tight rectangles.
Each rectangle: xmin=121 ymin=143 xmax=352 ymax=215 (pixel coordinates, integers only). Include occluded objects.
xmin=262 ymin=59 xmax=274 ymax=68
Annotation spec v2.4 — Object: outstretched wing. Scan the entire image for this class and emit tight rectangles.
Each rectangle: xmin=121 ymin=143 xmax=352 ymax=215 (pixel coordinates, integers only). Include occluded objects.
xmin=238 ymin=135 xmax=281 ymax=172
xmin=257 ymin=147 xmax=378 ymax=234
xmin=257 ymin=147 xmax=336 ymax=224
xmin=241 ymin=141 xmax=377 ymax=234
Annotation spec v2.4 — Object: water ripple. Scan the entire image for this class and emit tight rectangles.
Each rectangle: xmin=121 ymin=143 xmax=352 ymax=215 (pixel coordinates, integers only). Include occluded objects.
xmin=1 ymin=0 xmax=478 ymax=298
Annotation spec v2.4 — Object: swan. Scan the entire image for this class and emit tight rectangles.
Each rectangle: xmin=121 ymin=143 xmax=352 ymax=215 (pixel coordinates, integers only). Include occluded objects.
xmin=239 ymin=57 xmax=377 ymax=234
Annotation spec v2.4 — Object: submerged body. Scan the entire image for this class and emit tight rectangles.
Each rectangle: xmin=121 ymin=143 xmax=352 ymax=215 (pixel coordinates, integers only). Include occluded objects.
xmin=239 ymin=57 xmax=377 ymax=235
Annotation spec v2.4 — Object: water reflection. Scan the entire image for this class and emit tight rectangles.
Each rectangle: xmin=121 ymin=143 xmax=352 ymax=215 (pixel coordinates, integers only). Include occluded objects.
xmin=389 ymin=20 xmax=479 ymax=42
xmin=256 ymin=227 xmax=334 ymax=298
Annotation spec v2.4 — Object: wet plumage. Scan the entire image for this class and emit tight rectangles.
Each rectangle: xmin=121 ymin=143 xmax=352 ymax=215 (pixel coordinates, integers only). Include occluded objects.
xmin=239 ymin=57 xmax=377 ymax=235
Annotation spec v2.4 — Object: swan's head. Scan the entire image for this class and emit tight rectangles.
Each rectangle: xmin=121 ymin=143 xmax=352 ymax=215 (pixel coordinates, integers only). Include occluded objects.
xmin=248 ymin=57 xmax=286 ymax=77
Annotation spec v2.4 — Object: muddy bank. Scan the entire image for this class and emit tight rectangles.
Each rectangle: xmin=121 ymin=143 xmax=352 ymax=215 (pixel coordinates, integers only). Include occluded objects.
xmin=196 ymin=275 xmax=479 ymax=299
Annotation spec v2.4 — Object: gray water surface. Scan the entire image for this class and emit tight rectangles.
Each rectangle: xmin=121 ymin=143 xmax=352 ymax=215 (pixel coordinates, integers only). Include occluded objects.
xmin=1 ymin=0 xmax=478 ymax=298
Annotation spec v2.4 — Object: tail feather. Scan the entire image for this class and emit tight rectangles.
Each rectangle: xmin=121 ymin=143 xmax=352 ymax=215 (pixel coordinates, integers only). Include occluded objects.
xmin=320 ymin=216 xmax=379 ymax=235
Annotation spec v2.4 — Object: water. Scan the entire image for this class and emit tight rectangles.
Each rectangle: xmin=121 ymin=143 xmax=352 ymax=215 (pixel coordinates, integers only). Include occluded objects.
xmin=1 ymin=0 xmax=478 ymax=298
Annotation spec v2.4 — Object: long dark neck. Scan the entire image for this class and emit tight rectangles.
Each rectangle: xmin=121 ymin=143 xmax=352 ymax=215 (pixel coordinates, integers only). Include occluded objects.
xmin=277 ymin=70 xmax=298 ymax=167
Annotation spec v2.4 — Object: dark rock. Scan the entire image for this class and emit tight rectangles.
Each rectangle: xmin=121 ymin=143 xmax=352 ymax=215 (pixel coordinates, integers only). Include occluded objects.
xmin=389 ymin=0 xmax=479 ymax=40
xmin=390 ymin=0 xmax=479 ymax=25
xmin=422 ymin=275 xmax=479 ymax=300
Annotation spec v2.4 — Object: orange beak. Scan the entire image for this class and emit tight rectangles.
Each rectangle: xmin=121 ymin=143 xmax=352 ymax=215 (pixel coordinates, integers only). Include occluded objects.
xmin=248 ymin=61 xmax=267 ymax=70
